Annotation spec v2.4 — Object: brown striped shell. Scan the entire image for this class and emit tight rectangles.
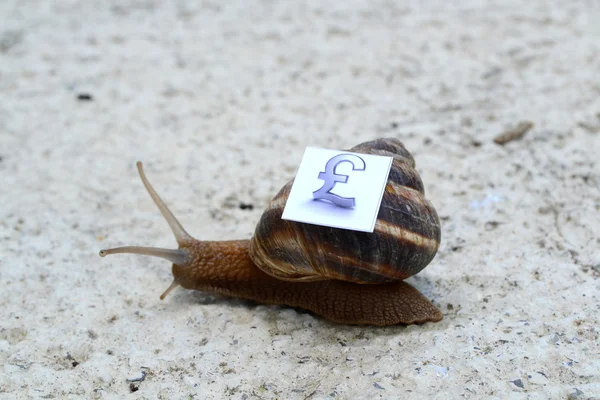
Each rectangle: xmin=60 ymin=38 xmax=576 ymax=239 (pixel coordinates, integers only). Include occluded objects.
xmin=249 ymin=138 xmax=441 ymax=284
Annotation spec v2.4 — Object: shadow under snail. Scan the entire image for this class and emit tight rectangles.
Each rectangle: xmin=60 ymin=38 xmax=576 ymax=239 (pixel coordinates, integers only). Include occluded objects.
xmin=99 ymin=138 xmax=442 ymax=326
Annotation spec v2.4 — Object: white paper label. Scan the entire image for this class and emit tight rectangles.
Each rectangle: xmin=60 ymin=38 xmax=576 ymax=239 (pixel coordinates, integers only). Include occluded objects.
xmin=281 ymin=147 xmax=393 ymax=232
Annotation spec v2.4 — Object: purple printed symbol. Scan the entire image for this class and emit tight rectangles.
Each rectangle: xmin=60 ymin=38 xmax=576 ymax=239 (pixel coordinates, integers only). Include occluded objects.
xmin=312 ymin=154 xmax=366 ymax=208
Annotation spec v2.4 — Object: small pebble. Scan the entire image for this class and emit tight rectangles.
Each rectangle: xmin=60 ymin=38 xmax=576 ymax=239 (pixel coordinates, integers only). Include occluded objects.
xmin=510 ymin=379 xmax=524 ymax=389
xmin=494 ymin=121 xmax=534 ymax=145
xmin=77 ymin=93 xmax=94 ymax=101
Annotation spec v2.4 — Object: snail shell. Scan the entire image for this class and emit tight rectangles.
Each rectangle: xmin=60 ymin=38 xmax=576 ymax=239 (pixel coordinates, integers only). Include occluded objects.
xmin=250 ymin=138 xmax=441 ymax=284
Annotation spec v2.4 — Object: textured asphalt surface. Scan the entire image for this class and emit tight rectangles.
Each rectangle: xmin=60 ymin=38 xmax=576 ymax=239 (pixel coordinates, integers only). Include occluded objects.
xmin=1 ymin=1 xmax=599 ymax=398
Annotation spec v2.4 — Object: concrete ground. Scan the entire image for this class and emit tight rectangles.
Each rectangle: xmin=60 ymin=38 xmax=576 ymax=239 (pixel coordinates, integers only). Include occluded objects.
xmin=1 ymin=1 xmax=599 ymax=398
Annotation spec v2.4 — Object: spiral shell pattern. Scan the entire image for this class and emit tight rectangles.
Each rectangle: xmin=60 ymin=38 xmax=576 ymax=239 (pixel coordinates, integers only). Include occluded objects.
xmin=249 ymin=138 xmax=441 ymax=284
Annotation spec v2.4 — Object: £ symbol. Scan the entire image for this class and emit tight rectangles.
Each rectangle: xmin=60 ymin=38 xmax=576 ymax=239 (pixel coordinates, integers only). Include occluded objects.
xmin=312 ymin=154 xmax=366 ymax=208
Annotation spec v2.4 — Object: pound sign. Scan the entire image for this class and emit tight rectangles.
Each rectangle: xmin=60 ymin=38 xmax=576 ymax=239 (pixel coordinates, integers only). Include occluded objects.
xmin=312 ymin=154 xmax=366 ymax=208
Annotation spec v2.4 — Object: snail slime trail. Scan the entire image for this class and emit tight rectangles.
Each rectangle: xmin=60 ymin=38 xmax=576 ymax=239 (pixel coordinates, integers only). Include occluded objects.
xmin=100 ymin=138 xmax=443 ymax=326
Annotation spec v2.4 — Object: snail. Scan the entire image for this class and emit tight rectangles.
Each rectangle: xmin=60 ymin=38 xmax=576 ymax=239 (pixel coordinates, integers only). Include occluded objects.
xmin=99 ymin=138 xmax=442 ymax=325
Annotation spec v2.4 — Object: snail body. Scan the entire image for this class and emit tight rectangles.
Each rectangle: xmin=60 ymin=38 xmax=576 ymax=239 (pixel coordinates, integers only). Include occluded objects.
xmin=100 ymin=138 xmax=442 ymax=325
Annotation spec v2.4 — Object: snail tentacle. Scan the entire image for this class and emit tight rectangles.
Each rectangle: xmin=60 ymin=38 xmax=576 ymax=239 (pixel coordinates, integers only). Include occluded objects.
xmin=136 ymin=161 xmax=192 ymax=245
xmin=99 ymin=246 xmax=189 ymax=265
